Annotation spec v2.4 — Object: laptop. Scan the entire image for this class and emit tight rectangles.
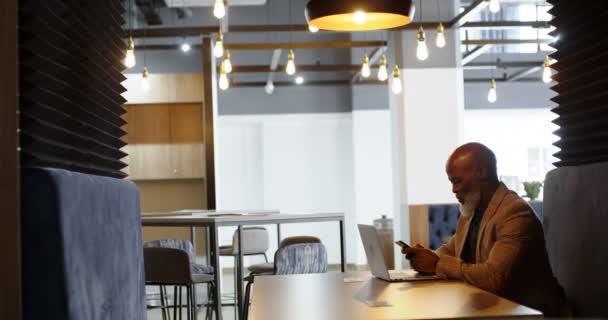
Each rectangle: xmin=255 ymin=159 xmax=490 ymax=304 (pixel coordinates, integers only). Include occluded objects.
xmin=358 ymin=224 xmax=438 ymax=282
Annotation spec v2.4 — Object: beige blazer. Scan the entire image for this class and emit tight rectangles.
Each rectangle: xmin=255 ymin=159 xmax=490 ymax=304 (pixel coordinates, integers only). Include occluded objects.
xmin=436 ymin=183 xmax=566 ymax=316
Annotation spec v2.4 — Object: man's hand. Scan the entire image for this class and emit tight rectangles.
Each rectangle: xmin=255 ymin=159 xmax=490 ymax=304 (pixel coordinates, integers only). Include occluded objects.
xmin=401 ymin=244 xmax=439 ymax=274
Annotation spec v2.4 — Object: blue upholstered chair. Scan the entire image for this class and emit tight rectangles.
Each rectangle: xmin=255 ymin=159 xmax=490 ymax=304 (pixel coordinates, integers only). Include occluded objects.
xmin=242 ymin=236 xmax=328 ymax=319
xmin=144 ymin=239 xmax=215 ymax=320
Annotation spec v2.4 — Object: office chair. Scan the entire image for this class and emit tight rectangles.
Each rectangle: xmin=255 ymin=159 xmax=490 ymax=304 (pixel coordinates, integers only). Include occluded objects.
xmin=144 ymin=239 xmax=215 ymax=320
xmin=242 ymin=236 xmax=328 ymax=319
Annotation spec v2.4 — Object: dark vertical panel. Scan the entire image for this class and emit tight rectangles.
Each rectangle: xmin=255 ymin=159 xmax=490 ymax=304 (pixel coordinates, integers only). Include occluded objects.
xmin=18 ymin=0 xmax=128 ymax=178
xmin=202 ymin=38 xmax=217 ymax=209
xmin=549 ymin=1 xmax=608 ymax=166
xmin=0 ymin=0 xmax=21 ymax=319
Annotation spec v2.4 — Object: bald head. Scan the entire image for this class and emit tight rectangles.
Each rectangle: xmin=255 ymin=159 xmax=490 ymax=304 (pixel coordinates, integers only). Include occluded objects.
xmin=447 ymin=143 xmax=498 ymax=183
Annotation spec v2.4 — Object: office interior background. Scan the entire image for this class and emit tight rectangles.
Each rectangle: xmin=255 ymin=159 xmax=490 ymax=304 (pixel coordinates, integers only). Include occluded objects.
xmin=2 ymin=0 xmax=608 ymax=319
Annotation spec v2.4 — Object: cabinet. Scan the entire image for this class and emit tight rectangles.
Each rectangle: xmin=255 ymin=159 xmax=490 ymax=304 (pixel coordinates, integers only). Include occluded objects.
xmin=121 ymin=103 xmax=205 ymax=180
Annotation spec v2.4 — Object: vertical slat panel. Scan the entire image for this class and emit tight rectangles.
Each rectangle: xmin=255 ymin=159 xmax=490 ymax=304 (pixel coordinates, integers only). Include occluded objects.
xmin=549 ymin=1 xmax=608 ymax=166
xmin=18 ymin=0 xmax=128 ymax=178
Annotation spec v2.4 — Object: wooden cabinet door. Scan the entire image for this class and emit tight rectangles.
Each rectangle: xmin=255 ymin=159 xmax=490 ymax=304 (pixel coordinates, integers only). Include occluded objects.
xmin=169 ymin=103 xmax=205 ymax=179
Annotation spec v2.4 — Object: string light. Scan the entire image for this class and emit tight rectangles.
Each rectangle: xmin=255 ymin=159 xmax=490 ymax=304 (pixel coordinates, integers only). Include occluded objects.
xmin=416 ymin=26 xmax=429 ymax=61
xmin=141 ymin=67 xmax=150 ymax=91
xmin=436 ymin=23 xmax=446 ymax=48
xmin=542 ymin=56 xmax=552 ymax=84
xmin=487 ymin=79 xmax=497 ymax=103
xmin=286 ymin=49 xmax=296 ymax=75
xmin=361 ymin=53 xmax=371 ymax=78
xmin=218 ymin=63 xmax=229 ymax=90
xmin=377 ymin=55 xmax=388 ymax=81
xmin=392 ymin=66 xmax=402 ymax=94
xmin=489 ymin=0 xmax=500 ymax=13
xmin=265 ymin=81 xmax=275 ymax=94
xmin=223 ymin=51 xmax=233 ymax=74
xmin=213 ymin=0 xmax=226 ymax=19
xmin=124 ymin=36 xmax=136 ymax=68
xmin=214 ymin=31 xmax=224 ymax=58
xmin=181 ymin=42 xmax=191 ymax=52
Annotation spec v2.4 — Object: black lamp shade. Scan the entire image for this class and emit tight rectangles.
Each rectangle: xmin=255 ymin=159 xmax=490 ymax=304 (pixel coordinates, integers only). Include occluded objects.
xmin=305 ymin=0 xmax=415 ymax=31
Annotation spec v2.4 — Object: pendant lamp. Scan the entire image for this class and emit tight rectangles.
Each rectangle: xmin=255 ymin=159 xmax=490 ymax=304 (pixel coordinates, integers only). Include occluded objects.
xmin=305 ymin=0 xmax=415 ymax=31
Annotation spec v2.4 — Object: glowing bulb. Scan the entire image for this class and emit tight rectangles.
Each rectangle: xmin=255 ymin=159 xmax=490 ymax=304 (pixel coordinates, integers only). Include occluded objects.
xmin=181 ymin=43 xmax=191 ymax=52
xmin=416 ymin=26 xmax=429 ymax=61
xmin=218 ymin=64 xmax=229 ymax=90
xmin=542 ymin=56 xmax=552 ymax=84
xmin=488 ymin=79 xmax=497 ymax=103
xmin=489 ymin=0 xmax=500 ymax=13
xmin=214 ymin=32 xmax=224 ymax=58
xmin=308 ymin=24 xmax=319 ymax=33
xmin=124 ymin=36 xmax=136 ymax=68
xmin=141 ymin=67 xmax=150 ymax=91
xmin=295 ymin=76 xmax=304 ymax=85
xmin=286 ymin=50 xmax=296 ymax=75
xmin=265 ymin=81 xmax=275 ymax=94
xmin=213 ymin=0 xmax=226 ymax=19
xmin=353 ymin=10 xmax=366 ymax=25
xmin=361 ymin=54 xmax=371 ymax=78
xmin=377 ymin=55 xmax=388 ymax=81
xmin=392 ymin=66 xmax=402 ymax=95
xmin=223 ymin=51 xmax=232 ymax=74
xmin=436 ymin=23 xmax=446 ymax=48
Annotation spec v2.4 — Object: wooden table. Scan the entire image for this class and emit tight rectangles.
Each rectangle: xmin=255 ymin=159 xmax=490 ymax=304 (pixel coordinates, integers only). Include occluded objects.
xmin=249 ymin=271 xmax=542 ymax=320
xmin=142 ymin=212 xmax=346 ymax=320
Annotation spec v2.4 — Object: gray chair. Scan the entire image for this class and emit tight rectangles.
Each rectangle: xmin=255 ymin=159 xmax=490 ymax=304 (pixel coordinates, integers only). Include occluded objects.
xmin=144 ymin=239 xmax=215 ymax=320
xmin=219 ymin=227 xmax=270 ymax=307
xmin=242 ymin=236 xmax=328 ymax=319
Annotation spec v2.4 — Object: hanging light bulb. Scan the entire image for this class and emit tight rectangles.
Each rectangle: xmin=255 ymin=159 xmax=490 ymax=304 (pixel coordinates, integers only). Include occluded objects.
xmin=265 ymin=81 xmax=275 ymax=94
xmin=141 ymin=67 xmax=150 ymax=91
xmin=542 ymin=56 xmax=552 ymax=84
xmin=223 ymin=50 xmax=232 ymax=74
xmin=308 ymin=24 xmax=319 ymax=33
xmin=361 ymin=53 xmax=371 ymax=78
xmin=181 ymin=42 xmax=191 ymax=53
xmin=377 ymin=55 xmax=388 ymax=81
xmin=416 ymin=26 xmax=429 ymax=61
xmin=392 ymin=66 xmax=402 ymax=95
xmin=436 ymin=23 xmax=446 ymax=48
xmin=286 ymin=49 xmax=296 ymax=75
xmin=487 ymin=79 xmax=497 ymax=103
xmin=353 ymin=10 xmax=367 ymax=25
xmin=218 ymin=63 xmax=229 ymax=91
xmin=214 ymin=31 xmax=224 ymax=58
xmin=489 ymin=0 xmax=500 ymax=13
xmin=213 ymin=0 xmax=226 ymax=19
xmin=124 ymin=36 xmax=136 ymax=68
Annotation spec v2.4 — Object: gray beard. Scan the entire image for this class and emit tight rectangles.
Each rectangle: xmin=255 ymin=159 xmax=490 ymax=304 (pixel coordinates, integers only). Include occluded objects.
xmin=459 ymin=191 xmax=481 ymax=218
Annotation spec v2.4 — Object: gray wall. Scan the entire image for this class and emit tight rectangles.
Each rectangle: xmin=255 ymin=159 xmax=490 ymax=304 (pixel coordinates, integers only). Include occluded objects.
xmin=465 ymin=81 xmax=555 ymax=109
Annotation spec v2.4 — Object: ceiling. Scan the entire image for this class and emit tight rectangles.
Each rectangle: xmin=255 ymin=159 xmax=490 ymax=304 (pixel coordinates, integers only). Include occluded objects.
xmin=123 ymin=0 xmax=556 ymax=85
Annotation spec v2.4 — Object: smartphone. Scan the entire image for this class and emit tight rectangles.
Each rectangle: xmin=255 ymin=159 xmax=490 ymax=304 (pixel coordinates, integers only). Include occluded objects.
xmin=395 ymin=240 xmax=410 ymax=249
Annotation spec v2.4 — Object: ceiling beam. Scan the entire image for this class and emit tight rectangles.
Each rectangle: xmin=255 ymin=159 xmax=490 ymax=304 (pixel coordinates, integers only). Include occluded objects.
xmin=461 ymin=21 xmax=551 ymax=30
xmin=232 ymin=80 xmax=385 ymax=88
xmin=224 ymin=41 xmax=387 ymax=50
xmin=507 ymin=66 xmax=543 ymax=81
xmin=142 ymin=41 xmax=387 ymax=51
xmin=223 ymin=64 xmax=383 ymax=73
xmin=462 ymin=39 xmax=553 ymax=45
xmin=451 ymin=0 xmax=489 ymax=27
xmin=462 ymin=44 xmax=493 ymax=65
xmin=465 ymin=61 xmax=542 ymax=69
xmin=125 ymin=22 xmax=452 ymax=38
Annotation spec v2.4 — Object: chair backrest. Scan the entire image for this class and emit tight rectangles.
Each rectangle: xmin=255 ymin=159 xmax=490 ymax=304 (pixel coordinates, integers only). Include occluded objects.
xmin=231 ymin=227 xmax=270 ymax=255
xmin=144 ymin=238 xmax=196 ymax=262
xmin=144 ymin=247 xmax=193 ymax=285
xmin=273 ymin=236 xmax=328 ymax=275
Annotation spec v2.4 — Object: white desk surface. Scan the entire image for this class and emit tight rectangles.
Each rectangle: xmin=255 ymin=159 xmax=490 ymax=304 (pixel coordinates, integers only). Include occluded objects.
xmin=249 ymin=271 xmax=542 ymax=320
xmin=141 ymin=212 xmax=344 ymax=226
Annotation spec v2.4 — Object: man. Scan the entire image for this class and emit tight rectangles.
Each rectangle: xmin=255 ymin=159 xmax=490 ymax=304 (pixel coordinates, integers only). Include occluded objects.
xmin=403 ymin=143 xmax=567 ymax=316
